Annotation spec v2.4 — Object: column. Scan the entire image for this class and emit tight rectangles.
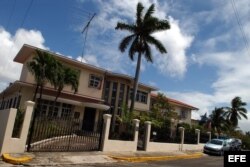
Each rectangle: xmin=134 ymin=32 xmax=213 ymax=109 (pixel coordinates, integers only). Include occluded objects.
xmin=101 ymin=114 xmax=112 ymax=151
xmin=195 ymin=129 xmax=200 ymax=145
xmin=179 ymin=127 xmax=185 ymax=151
xmin=144 ymin=121 xmax=151 ymax=151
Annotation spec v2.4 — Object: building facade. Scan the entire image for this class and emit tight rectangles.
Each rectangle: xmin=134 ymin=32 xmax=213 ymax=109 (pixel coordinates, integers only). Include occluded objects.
xmin=0 ymin=44 xmax=157 ymax=132
xmin=150 ymin=94 xmax=198 ymax=125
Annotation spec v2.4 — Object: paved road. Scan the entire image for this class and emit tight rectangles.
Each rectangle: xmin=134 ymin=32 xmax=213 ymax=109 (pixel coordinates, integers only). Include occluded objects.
xmin=31 ymin=155 xmax=223 ymax=167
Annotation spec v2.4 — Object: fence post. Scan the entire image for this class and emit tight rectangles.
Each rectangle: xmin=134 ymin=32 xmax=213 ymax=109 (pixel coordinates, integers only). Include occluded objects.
xmin=195 ymin=129 xmax=200 ymax=145
xmin=101 ymin=114 xmax=112 ymax=151
xmin=179 ymin=127 xmax=184 ymax=151
xmin=144 ymin=121 xmax=151 ymax=151
xmin=133 ymin=119 xmax=140 ymax=142
xmin=207 ymin=131 xmax=211 ymax=141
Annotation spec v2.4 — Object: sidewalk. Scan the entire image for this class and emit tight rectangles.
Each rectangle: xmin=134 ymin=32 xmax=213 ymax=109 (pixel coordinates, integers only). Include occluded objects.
xmin=0 ymin=151 xmax=204 ymax=166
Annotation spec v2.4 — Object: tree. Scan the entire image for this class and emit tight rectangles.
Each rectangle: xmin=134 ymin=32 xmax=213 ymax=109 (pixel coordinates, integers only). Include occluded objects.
xmin=116 ymin=2 xmax=170 ymax=113
xmin=51 ymin=62 xmax=79 ymax=113
xmin=199 ymin=112 xmax=209 ymax=126
xmin=209 ymin=107 xmax=228 ymax=136
xmin=26 ymin=50 xmax=56 ymax=151
xmin=225 ymin=96 xmax=248 ymax=128
xmin=27 ymin=50 xmax=56 ymax=105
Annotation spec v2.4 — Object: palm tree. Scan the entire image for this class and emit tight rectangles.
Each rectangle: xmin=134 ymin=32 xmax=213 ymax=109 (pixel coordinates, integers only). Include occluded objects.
xmin=27 ymin=50 xmax=56 ymax=103
xmin=51 ymin=63 xmax=79 ymax=113
xmin=26 ymin=50 xmax=56 ymax=151
xmin=116 ymin=2 xmax=170 ymax=113
xmin=225 ymin=96 xmax=248 ymax=128
xmin=209 ymin=107 xmax=228 ymax=136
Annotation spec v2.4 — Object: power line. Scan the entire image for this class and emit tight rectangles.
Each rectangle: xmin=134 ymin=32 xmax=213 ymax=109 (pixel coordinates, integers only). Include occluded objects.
xmin=20 ymin=0 xmax=35 ymax=27
xmin=6 ymin=0 xmax=17 ymax=29
xmin=230 ymin=0 xmax=250 ymax=55
xmin=7 ymin=0 xmax=35 ymax=56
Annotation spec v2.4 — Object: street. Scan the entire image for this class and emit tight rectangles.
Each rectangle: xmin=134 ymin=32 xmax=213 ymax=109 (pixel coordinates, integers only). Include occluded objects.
xmin=32 ymin=155 xmax=223 ymax=167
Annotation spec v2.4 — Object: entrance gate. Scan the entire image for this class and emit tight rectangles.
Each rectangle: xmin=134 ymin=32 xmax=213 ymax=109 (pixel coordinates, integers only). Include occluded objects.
xmin=28 ymin=115 xmax=102 ymax=152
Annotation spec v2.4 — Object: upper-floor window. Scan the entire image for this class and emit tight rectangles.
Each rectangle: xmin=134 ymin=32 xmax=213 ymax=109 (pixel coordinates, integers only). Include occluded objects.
xmin=130 ymin=89 xmax=148 ymax=104
xmin=180 ymin=110 xmax=187 ymax=119
xmin=89 ymin=74 xmax=102 ymax=89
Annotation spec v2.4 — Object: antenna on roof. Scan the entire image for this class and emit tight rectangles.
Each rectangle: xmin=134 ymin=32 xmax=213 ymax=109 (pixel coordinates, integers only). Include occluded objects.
xmin=81 ymin=13 xmax=96 ymax=63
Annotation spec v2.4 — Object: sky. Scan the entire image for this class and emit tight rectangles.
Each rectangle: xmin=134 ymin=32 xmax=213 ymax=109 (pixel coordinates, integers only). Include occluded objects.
xmin=0 ymin=0 xmax=250 ymax=132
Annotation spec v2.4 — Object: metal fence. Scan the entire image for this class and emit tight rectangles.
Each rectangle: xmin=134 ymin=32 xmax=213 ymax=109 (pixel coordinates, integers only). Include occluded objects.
xmin=28 ymin=115 xmax=101 ymax=152
xmin=150 ymin=126 xmax=181 ymax=143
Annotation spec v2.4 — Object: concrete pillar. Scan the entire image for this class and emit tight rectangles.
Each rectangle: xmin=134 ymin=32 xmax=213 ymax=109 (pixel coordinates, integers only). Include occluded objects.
xmin=0 ymin=101 xmax=35 ymax=155
xmin=207 ymin=132 xmax=211 ymax=141
xmin=101 ymin=114 xmax=112 ymax=151
xmin=179 ymin=127 xmax=185 ymax=151
xmin=0 ymin=108 xmax=17 ymax=155
xmin=195 ymin=129 xmax=200 ymax=145
xmin=132 ymin=119 xmax=140 ymax=142
xmin=144 ymin=121 xmax=151 ymax=151
xmin=21 ymin=101 xmax=35 ymax=144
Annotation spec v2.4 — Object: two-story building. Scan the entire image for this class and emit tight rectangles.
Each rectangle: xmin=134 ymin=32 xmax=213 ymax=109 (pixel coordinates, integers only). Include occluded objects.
xmin=150 ymin=94 xmax=198 ymax=125
xmin=0 ymin=44 xmax=157 ymax=132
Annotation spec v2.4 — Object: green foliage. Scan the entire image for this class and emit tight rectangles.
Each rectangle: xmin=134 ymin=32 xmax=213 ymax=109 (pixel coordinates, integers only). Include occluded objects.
xmin=224 ymin=96 xmax=248 ymax=128
xmin=12 ymin=108 xmax=25 ymax=138
xmin=112 ymin=105 xmax=135 ymax=141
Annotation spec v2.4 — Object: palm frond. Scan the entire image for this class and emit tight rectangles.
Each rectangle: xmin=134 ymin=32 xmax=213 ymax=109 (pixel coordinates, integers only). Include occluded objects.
xmin=146 ymin=35 xmax=167 ymax=53
xmin=144 ymin=4 xmax=155 ymax=20
xmin=128 ymin=36 xmax=139 ymax=61
xmin=115 ymin=22 xmax=136 ymax=33
xmin=119 ymin=34 xmax=136 ymax=52
xmin=144 ymin=42 xmax=153 ymax=62
xmin=136 ymin=2 xmax=144 ymax=25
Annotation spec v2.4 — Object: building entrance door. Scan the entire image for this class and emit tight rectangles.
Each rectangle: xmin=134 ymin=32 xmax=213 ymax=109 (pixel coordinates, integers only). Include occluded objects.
xmin=82 ymin=107 xmax=96 ymax=131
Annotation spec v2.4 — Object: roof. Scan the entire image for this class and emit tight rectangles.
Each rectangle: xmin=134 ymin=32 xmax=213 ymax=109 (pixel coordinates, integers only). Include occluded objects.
xmin=151 ymin=93 xmax=199 ymax=110
xmin=14 ymin=44 xmax=158 ymax=91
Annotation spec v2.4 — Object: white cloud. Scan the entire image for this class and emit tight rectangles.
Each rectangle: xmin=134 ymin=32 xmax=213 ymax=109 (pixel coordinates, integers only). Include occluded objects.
xmin=168 ymin=0 xmax=250 ymax=132
xmin=83 ymin=55 xmax=99 ymax=67
xmin=154 ymin=17 xmax=193 ymax=77
xmin=76 ymin=0 xmax=193 ymax=78
xmin=0 ymin=27 xmax=47 ymax=91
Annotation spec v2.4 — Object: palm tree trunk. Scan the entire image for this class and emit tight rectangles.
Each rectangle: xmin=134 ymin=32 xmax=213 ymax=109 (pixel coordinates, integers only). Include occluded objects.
xmin=51 ymin=89 xmax=61 ymax=117
xmin=27 ymin=84 xmax=44 ymax=151
xmin=130 ymin=52 xmax=142 ymax=113
xmin=32 ymin=84 xmax=39 ymax=101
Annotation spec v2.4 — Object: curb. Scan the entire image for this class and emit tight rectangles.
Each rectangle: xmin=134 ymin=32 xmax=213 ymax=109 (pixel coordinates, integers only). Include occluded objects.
xmin=2 ymin=153 xmax=33 ymax=165
xmin=109 ymin=152 xmax=204 ymax=162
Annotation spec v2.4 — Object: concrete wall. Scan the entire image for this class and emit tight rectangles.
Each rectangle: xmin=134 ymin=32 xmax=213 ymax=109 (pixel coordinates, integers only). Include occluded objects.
xmin=101 ymin=114 xmax=140 ymax=152
xmin=145 ymin=142 xmax=181 ymax=152
xmin=0 ymin=101 xmax=35 ymax=155
xmin=183 ymin=144 xmax=204 ymax=151
xmin=143 ymin=122 xmax=203 ymax=152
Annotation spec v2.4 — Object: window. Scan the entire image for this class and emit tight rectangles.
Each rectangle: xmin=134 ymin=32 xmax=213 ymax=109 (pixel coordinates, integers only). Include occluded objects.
xmin=104 ymin=81 xmax=110 ymax=102
xmin=130 ymin=89 xmax=148 ymax=104
xmin=74 ymin=112 xmax=80 ymax=119
xmin=61 ymin=103 xmax=72 ymax=118
xmin=13 ymin=97 xmax=17 ymax=108
xmin=48 ymin=101 xmax=60 ymax=117
xmin=111 ymin=82 xmax=118 ymax=107
xmin=117 ymin=84 xmax=125 ymax=116
xmin=89 ymin=74 xmax=102 ymax=89
xmin=181 ymin=110 xmax=187 ymax=119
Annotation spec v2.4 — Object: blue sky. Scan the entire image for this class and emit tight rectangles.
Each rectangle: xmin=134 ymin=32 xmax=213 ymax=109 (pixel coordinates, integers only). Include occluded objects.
xmin=0 ymin=0 xmax=250 ymax=132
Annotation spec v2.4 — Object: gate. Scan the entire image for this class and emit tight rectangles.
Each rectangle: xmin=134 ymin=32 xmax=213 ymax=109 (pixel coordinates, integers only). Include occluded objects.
xmin=27 ymin=115 xmax=102 ymax=152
